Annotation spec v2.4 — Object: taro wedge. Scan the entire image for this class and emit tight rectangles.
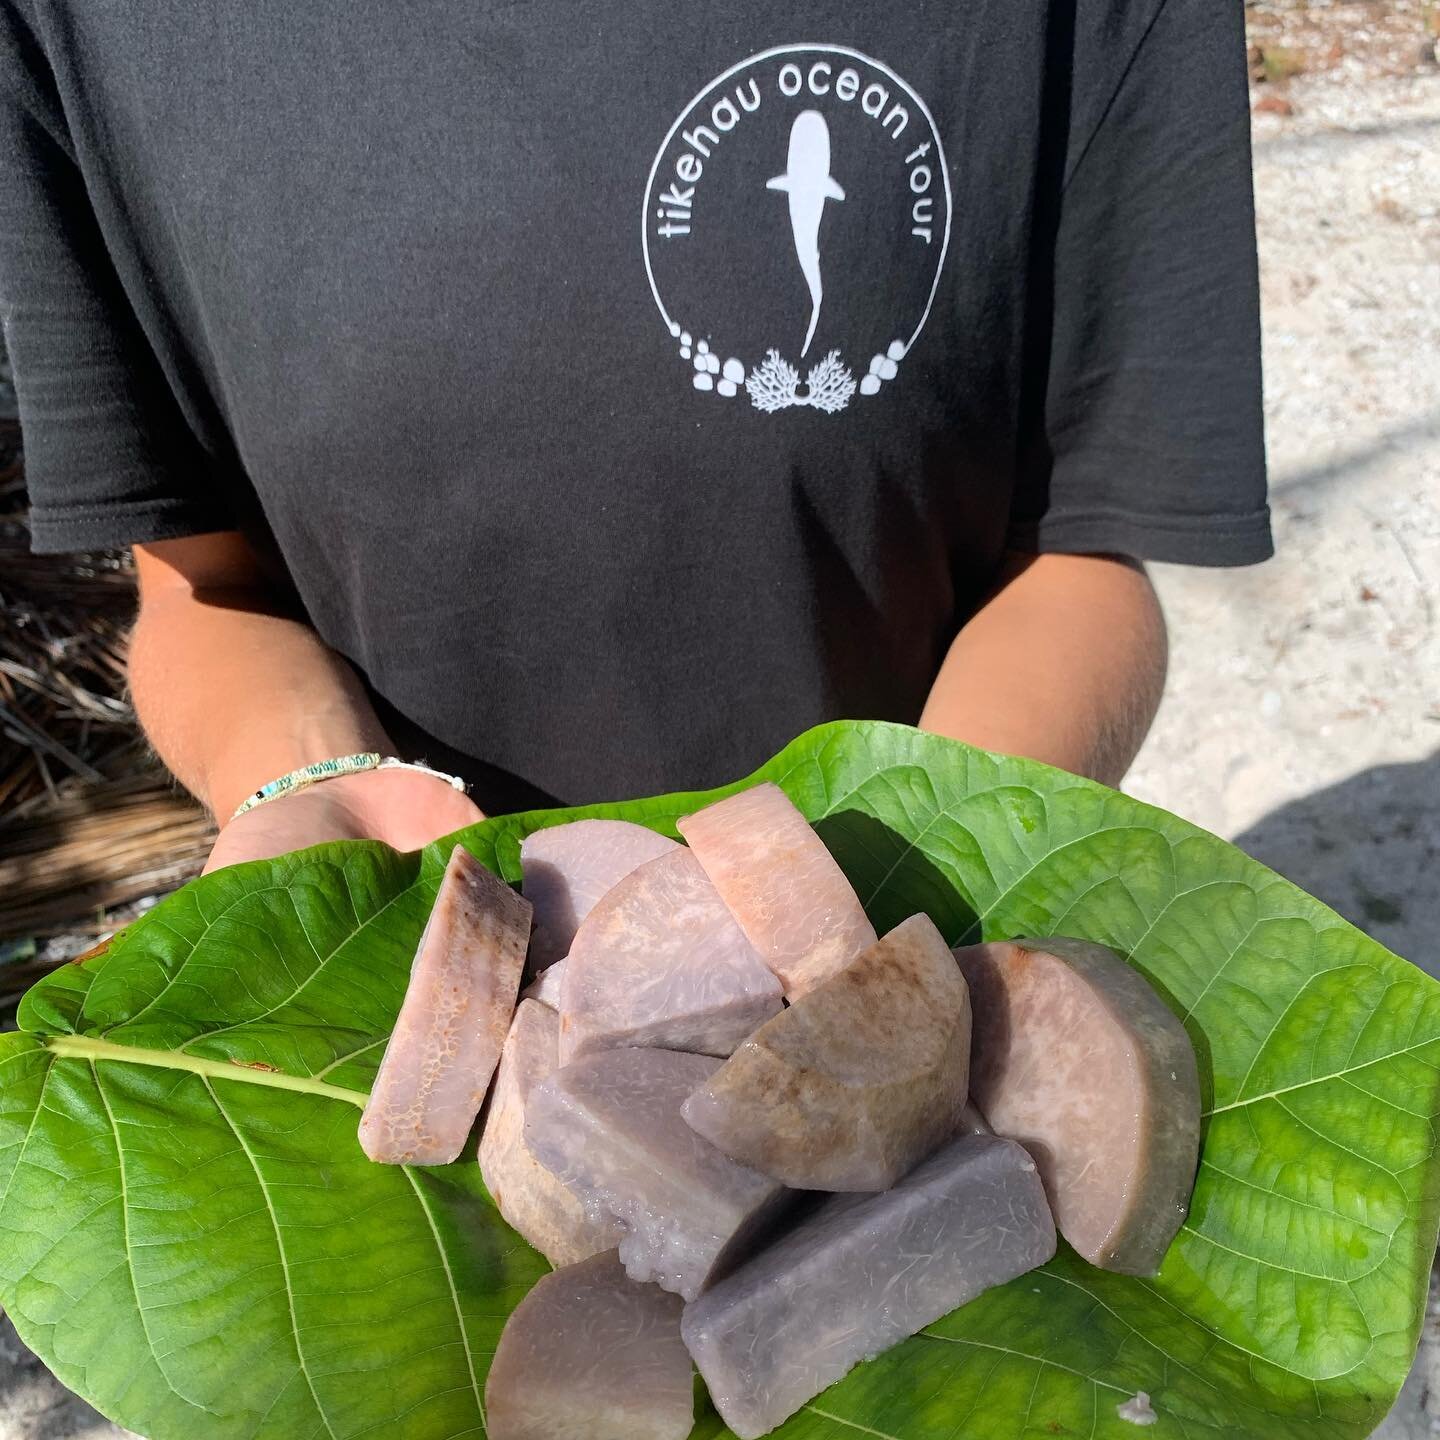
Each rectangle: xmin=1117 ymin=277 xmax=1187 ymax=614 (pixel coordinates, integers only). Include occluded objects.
xmin=486 ymin=1249 xmax=692 ymax=1440
xmin=478 ymin=999 xmax=623 ymax=1266
xmin=955 ymin=936 xmax=1200 ymax=1275
xmin=526 ymin=1047 xmax=792 ymax=1301
xmin=677 ymin=782 xmax=876 ymax=998
xmin=521 ymin=818 xmax=679 ymax=972
xmin=559 ymin=849 xmax=782 ymax=1062
xmin=683 ymin=913 xmax=970 ymax=1191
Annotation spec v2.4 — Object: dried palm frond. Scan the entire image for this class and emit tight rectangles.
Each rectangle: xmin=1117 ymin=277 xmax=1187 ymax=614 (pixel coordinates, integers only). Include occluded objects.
xmin=0 ymin=773 xmax=212 ymax=941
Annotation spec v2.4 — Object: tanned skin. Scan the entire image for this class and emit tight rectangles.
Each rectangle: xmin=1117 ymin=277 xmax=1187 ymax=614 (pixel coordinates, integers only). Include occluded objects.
xmin=130 ymin=535 xmax=482 ymax=873
xmin=131 ymin=534 xmax=1165 ymax=872
xmin=920 ymin=550 xmax=1167 ymax=787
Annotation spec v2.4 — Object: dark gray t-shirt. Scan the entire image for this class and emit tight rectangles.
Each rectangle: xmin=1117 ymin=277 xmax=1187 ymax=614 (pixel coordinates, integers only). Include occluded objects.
xmin=1 ymin=0 xmax=1269 ymax=810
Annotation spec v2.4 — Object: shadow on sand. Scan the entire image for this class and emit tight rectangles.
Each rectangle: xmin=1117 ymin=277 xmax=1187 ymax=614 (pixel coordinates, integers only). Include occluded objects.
xmin=1231 ymin=750 xmax=1440 ymax=979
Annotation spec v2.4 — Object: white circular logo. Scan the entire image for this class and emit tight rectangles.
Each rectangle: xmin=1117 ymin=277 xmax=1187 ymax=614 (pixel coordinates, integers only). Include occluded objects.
xmin=642 ymin=44 xmax=951 ymax=414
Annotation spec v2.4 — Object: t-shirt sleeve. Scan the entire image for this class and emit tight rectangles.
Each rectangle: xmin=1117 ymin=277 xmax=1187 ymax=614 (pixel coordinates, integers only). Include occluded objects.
xmin=1009 ymin=0 xmax=1272 ymax=567
xmin=0 ymin=1 xmax=228 ymax=553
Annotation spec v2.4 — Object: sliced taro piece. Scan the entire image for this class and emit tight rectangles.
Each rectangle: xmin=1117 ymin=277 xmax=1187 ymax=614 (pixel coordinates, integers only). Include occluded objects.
xmin=478 ymin=999 xmax=624 ymax=1265
xmin=359 ymin=846 xmax=529 ymax=1165
xmin=520 ymin=818 xmax=680 ymax=973
xmin=677 ymin=782 xmax=876 ymax=998
xmin=559 ymin=848 xmax=782 ymax=1063
xmin=955 ymin=936 xmax=1200 ymax=1275
xmin=525 ymin=1046 xmax=793 ymax=1302
xmin=682 ymin=913 xmax=971 ymax=1190
xmin=681 ymin=1134 xmax=1056 ymax=1440
xmin=485 ymin=1249 xmax=692 ymax=1440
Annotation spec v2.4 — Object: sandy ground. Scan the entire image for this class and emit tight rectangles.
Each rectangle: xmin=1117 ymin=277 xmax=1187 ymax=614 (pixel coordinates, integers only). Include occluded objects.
xmin=2 ymin=20 xmax=1439 ymax=1440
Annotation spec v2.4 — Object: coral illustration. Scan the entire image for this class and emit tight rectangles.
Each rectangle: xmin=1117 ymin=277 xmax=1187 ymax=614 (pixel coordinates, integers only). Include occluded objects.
xmin=746 ymin=351 xmax=804 ymax=412
xmin=744 ymin=349 xmax=857 ymax=414
xmin=804 ymin=351 xmax=858 ymax=413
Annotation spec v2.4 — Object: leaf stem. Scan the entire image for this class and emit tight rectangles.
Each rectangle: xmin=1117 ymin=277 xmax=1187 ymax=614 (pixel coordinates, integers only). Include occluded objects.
xmin=44 ymin=1034 xmax=370 ymax=1108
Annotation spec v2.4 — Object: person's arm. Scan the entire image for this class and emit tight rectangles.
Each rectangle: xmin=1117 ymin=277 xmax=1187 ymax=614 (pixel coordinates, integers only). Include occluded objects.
xmin=952 ymin=3 xmax=1263 ymax=789
xmin=919 ymin=551 xmax=1166 ymax=787
xmin=131 ymin=532 xmax=482 ymax=871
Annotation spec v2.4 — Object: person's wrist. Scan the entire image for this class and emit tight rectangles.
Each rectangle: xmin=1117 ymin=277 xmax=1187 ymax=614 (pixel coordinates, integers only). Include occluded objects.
xmin=321 ymin=767 xmax=474 ymax=843
xmin=200 ymin=712 xmax=396 ymax=822
xmin=315 ymin=765 xmax=485 ymax=854
xmin=203 ymin=764 xmax=483 ymax=874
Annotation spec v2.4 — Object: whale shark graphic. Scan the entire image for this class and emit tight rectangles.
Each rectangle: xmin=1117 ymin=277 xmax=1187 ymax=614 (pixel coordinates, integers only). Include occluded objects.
xmin=767 ymin=110 xmax=845 ymax=357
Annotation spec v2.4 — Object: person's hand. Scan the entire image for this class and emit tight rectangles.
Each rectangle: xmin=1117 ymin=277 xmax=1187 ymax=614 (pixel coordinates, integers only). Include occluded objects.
xmin=203 ymin=768 xmax=485 ymax=873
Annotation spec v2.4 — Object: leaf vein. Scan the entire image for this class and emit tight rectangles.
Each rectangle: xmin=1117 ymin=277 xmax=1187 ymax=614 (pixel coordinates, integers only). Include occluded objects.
xmin=1205 ymin=1036 xmax=1440 ymax=1117
xmin=399 ymin=1165 xmax=486 ymax=1431
xmin=915 ymin=1329 xmax=1130 ymax=1393
xmin=202 ymin=1077 xmax=339 ymax=1439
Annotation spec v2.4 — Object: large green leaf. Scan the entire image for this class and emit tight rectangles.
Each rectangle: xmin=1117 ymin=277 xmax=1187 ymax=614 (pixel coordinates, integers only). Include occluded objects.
xmin=1 ymin=721 xmax=1436 ymax=1440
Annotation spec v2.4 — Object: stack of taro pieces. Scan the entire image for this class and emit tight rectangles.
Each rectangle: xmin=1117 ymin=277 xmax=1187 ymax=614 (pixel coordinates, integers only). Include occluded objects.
xmin=358 ymin=783 xmax=1200 ymax=1440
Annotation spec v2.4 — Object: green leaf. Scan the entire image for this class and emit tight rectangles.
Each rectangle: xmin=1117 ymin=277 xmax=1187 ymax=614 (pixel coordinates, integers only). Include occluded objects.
xmin=2 ymin=721 xmax=1436 ymax=1440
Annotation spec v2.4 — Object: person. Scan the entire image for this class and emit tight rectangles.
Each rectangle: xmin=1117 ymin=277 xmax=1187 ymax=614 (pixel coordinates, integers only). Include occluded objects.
xmin=1 ymin=1 xmax=1269 ymax=873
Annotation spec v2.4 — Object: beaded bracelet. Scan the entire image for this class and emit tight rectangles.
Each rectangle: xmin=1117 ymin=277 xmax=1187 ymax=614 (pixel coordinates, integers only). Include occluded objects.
xmin=230 ymin=754 xmax=468 ymax=821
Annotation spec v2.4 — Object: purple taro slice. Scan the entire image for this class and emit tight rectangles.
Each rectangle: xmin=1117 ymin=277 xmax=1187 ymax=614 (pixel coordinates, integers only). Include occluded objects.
xmin=359 ymin=846 xmax=529 ymax=1165
xmin=485 ymin=1250 xmax=692 ymax=1440
xmin=955 ymin=937 xmax=1201 ymax=1275
xmin=682 ymin=1134 xmax=1056 ymax=1440
xmin=520 ymin=819 xmax=680 ymax=973
xmin=677 ymin=782 xmax=876 ymax=998
xmin=478 ymin=1000 xmax=623 ymax=1266
xmin=525 ymin=1047 xmax=792 ymax=1302
xmin=558 ymin=849 xmax=783 ymax=1063
xmin=682 ymin=914 xmax=971 ymax=1191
